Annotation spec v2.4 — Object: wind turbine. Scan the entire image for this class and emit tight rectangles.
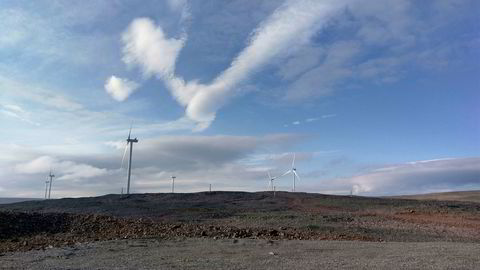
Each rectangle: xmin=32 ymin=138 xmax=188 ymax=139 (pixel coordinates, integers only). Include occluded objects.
xmin=267 ymin=171 xmax=277 ymax=192
xmin=44 ymin=180 xmax=49 ymax=199
xmin=48 ymin=170 xmax=55 ymax=199
xmin=121 ymin=126 xmax=138 ymax=194
xmin=171 ymin=176 xmax=176 ymax=193
xmin=280 ymin=153 xmax=300 ymax=192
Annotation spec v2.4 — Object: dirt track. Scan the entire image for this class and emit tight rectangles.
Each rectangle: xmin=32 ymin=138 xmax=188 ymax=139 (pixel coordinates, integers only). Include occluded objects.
xmin=1 ymin=238 xmax=479 ymax=270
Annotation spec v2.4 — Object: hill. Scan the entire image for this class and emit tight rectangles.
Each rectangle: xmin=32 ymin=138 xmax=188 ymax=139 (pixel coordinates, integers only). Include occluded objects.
xmin=0 ymin=198 xmax=41 ymax=204
xmin=390 ymin=190 xmax=480 ymax=203
xmin=1 ymin=191 xmax=479 ymax=253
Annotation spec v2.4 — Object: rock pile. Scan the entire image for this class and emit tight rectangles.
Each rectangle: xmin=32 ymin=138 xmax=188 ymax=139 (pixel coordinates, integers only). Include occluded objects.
xmin=0 ymin=211 xmax=374 ymax=252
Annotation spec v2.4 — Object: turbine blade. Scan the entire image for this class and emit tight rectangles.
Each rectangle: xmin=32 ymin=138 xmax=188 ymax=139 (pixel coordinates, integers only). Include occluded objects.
xmin=267 ymin=170 xmax=272 ymax=180
xmin=293 ymin=170 xmax=300 ymax=181
xmin=292 ymin=153 xmax=296 ymax=168
xmin=127 ymin=124 xmax=132 ymax=140
xmin=280 ymin=170 xmax=291 ymax=177
xmin=121 ymin=142 xmax=129 ymax=168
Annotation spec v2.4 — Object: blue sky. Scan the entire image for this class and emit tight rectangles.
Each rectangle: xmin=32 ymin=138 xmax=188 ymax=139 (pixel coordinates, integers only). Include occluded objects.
xmin=1 ymin=0 xmax=479 ymax=198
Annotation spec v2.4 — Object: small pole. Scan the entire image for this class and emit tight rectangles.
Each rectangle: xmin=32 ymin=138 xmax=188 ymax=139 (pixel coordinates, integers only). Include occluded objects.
xmin=209 ymin=184 xmax=212 ymax=193
xmin=121 ymin=187 xmax=124 ymax=195
xmin=274 ymin=186 xmax=276 ymax=198
xmin=171 ymin=176 xmax=176 ymax=193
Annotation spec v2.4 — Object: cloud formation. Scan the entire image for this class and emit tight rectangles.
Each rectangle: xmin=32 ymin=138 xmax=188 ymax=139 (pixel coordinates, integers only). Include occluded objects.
xmin=104 ymin=76 xmax=140 ymax=102
xmin=113 ymin=0 xmax=350 ymax=130
xmin=0 ymin=104 xmax=39 ymax=126
xmin=15 ymin=156 xmax=108 ymax=181
xmin=335 ymin=158 xmax=480 ymax=195
xmin=4 ymin=133 xmax=303 ymax=197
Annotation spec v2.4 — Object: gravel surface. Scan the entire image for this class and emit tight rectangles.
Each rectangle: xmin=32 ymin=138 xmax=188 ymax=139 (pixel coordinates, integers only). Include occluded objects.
xmin=1 ymin=238 xmax=479 ymax=270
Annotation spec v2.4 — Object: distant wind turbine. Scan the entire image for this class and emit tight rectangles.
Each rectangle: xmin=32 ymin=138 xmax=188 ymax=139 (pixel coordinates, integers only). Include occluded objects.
xmin=171 ymin=176 xmax=176 ymax=193
xmin=267 ymin=171 xmax=277 ymax=192
xmin=121 ymin=125 xmax=138 ymax=194
xmin=280 ymin=153 xmax=300 ymax=192
xmin=44 ymin=180 xmax=49 ymax=199
xmin=48 ymin=170 xmax=55 ymax=199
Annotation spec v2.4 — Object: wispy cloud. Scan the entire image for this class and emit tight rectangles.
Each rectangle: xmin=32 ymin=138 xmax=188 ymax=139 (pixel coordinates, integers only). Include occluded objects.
xmin=0 ymin=75 xmax=83 ymax=111
xmin=0 ymin=104 xmax=40 ymax=126
xmin=321 ymin=114 xmax=336 ymax=119
xmin=111 ymin=0 xmax=351 ymax=130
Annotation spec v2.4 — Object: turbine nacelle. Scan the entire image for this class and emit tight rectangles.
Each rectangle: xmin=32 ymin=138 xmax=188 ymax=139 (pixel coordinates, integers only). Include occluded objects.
xmin=127 ymin=138 xmax=138 ymax=143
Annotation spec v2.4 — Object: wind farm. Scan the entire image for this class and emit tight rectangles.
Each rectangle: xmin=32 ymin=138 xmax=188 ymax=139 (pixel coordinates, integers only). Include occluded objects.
xmin=1 ymin=0 xmax=479 ymax=269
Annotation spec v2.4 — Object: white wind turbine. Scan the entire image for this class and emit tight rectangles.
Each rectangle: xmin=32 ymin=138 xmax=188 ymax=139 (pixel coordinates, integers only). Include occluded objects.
xmin=121 ymin=125 xmax=138 ymax=195
xmin=280 ymin=153 xmax=300 ymax=192
xmin=267 ymin=171 xmax=278 ymax=192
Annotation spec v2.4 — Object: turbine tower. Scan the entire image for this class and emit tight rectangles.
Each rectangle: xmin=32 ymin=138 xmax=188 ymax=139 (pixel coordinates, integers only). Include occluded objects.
xmin=171 ymin=176 xmax=176 ymax=193
xmin=280 ymin=153 xmax=300 ymax=192
xmin=121 ymin=126 xmax=138 ymax=195
xmin=48 ymin=170 xmax=55 ymax=199
xmin=44 ymin=180 xmax=49 ymax=199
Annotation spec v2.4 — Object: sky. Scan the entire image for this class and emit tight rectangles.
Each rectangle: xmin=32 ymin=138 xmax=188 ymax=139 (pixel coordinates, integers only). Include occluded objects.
xmin=0 ymin=0 xmax=479 ymax=198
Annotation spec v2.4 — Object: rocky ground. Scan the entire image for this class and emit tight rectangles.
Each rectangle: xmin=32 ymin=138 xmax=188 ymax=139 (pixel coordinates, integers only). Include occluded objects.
xmin=0 ymin=191 xmax=479 ymax=268
xmin=2 ymin=238 xmax=479 ymax=270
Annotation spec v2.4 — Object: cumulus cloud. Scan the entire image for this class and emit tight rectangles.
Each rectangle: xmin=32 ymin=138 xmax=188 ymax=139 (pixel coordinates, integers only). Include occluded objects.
xmin=104 ymin=76 xmax=140 ymax=102
xmin=113 ymin=0 xmax=351 ymax=130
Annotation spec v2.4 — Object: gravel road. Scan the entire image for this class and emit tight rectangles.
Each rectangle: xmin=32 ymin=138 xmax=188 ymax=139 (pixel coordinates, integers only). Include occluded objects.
xmin=1 ymin=238 xmax=479 ymax=269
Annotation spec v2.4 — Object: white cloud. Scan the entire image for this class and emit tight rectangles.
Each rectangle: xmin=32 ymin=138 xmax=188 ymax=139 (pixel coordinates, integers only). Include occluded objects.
xmin=2 ymin=134 xmax=304 ymax=197
xmin=15 ymin=155 xmax=108 ymax=181
xmin=115 ymin=0 xmax=350 ymax=130
xmin=14 ymin=156 xmax=56 ymax=174
xmin=0 ymin=75 xmax=83 ymax=111
xmin=0 ymin=103 xmax=39 ymax=126
xmin=104 ymin=76 xmax=140 ymax=102
xmin=292 ymin=121 xmax=300 ymax=125
xmin=105 ymin=140 xmax=126 ymax=150
xmin=122 ymin=18 xmax=186 ymax=78
xmin=334 ymin=158 xmax=480 ymax=195
xmin=322 ymin=114 xmax=336 ymax=119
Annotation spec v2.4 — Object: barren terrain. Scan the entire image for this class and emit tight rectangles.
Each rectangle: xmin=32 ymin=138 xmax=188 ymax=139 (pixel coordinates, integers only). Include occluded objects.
xmin=1 ymin=191 xmax=479 ymax=269
xmin=390 ymin=190 xmax=480 ymax=203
